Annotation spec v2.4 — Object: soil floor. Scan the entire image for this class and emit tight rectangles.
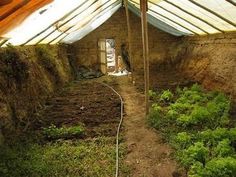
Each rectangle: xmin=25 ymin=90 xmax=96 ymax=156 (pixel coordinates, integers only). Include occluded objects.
xmin=111 ymin=77 xmax=179 ymax=177
xmin=38 ymin=75 xmax=182 ymax=177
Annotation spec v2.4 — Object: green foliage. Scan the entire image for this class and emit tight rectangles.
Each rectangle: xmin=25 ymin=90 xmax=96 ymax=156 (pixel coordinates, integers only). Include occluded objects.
xmin=190 ymin=84 xmax=202 ymax=92
xmin=189 ymin=157 xmax=236 ymax=177
xmin=166 ymin=109 xmax=179 ymax=120
xmin=149 ymin=89 xmax=158 ymax=101
xmin=148 ymin=84 xmax=235 ymax=177
xmin=160 ymin=89 xmax=174 ymax=102
xmin=0 ymin=137 xmax=120 ymax=177
xmin=43 ymin=124 xmax=84 ymax=140
xmin=203 ymin=157 xmax=236 ymax=177
xmin=148 ymin=104 xmax=163 ymax=129
xmin=170 ymin=102 xmax=192 ymax=114
xmin=176 ymin=106 xmax=211 ymax=127
xmin=213 ymin=139 xmax=235 ymax=157
xmin=172 ymin=132 xmax=192 ymax=149
xmin=178 ymin=142 xmax=209 ymax=168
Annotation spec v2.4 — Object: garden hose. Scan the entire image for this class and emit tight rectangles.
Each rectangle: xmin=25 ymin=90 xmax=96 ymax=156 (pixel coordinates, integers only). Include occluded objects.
xmin=96 ymin=81 xmax=124 ymax=177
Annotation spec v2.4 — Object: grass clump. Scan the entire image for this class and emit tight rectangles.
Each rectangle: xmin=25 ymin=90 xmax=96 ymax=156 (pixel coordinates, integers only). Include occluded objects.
xmin=43 ymin=124 xmax=84 ymax=140
xmin=148 ymin=84 xmax=236 ymax=177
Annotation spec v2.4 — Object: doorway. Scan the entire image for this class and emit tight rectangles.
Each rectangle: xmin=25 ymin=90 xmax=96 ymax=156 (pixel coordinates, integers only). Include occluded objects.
xmin=98 ymin=39 xmax=116 ymax=74
xmin=106 ymin=39 xmax=116 ymax=73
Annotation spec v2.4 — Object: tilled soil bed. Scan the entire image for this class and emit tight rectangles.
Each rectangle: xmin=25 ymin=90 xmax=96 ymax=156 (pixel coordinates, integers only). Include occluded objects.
xmin=38 ymin=80 xmax=121 ymax=138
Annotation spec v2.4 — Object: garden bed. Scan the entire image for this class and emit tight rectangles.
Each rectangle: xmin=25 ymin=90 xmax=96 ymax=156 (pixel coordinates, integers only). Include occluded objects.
xmin=148 ymin=84 xmax=236 ymax=177
xmin=0 ymin=80 xmax=126 ymax=177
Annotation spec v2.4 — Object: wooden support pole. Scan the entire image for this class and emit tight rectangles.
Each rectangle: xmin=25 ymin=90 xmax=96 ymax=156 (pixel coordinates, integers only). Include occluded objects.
xmin=140 ymin=0 xmax=149 ymax=115
xmin=124 ymin=0 xmax=134 ymax=81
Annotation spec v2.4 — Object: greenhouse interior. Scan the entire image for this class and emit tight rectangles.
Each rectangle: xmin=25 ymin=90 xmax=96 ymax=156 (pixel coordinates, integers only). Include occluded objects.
xmin=0 ymin=0 xmax=236 ymax=176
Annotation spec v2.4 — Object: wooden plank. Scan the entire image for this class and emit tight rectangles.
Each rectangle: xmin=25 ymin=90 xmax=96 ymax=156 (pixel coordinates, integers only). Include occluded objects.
xmin=124 ymin=0 xmax=134 ymax=81
xmin=0 ymin=0 xmax=29 ymax=21
xmin=140 ymin=0 xmax=149 ymax=115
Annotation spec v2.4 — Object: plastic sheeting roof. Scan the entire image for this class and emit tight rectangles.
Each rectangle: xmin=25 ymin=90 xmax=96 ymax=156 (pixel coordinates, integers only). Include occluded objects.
xmin=0 ymin=0 xmax=236 ymax=47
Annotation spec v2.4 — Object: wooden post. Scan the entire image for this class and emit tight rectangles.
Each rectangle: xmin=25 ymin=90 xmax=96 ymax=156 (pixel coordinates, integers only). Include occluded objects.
xmin=140 ymin=0 xmax=149 ymax=115
xmin=124 ymin=0 xmax=134 ymax=81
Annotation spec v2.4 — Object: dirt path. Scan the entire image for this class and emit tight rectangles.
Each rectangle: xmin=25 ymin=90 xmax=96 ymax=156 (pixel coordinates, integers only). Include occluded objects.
xmin=113 ymin=77 xmax=178 ymax=177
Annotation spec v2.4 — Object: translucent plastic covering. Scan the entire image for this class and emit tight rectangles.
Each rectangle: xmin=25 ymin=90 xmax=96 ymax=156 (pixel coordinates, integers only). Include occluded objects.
xmin=1 ymin=0 xmax=122 ymax=46
xmin=128 ymin=0 xmax=236 ymax=36
xmin=0 ymin=0 xmax=235 ymax=47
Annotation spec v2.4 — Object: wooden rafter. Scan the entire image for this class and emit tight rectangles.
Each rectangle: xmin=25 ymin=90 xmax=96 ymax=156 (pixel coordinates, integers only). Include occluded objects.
xmin=124 ymin=0 xmax=134 ymax=80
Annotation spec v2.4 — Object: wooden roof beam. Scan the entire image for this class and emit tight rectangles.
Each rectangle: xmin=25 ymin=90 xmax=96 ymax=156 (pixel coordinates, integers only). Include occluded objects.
xmin=140 ymin=0 xmax=150 ymax=115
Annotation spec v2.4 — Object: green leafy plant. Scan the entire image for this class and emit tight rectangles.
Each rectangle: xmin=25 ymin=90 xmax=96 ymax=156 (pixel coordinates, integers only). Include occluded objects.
xmin=172 ymin=132 xmax=192 ymax=149
xmin=148 ymin=84 xmax=235 ymax=177
xmin=148 ymin=90 xmax=158 ymax=101
xmin=203 ymin=157 xmax=236 ymax=177
xmin=43 ymin=124 xmax=84 ymax=140
xmin=160 ymin=90 xmax=174 ymax=102
xmin=213 ymin=139 xmax=235 ymax=157
xmin=178 ymin=142 xmax=209 ymax=168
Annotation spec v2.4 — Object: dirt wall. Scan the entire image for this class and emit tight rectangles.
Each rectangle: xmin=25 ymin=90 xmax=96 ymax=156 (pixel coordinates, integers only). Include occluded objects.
xmin=176 ymin=32 xmax=236 ymax=100
xmin=0 ymin=44 xmax=74 ymax=143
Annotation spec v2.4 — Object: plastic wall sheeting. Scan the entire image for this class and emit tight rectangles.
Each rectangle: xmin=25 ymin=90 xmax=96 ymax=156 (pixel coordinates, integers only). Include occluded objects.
xmin=3 ymin=0 xmax=89 ymax=45
xmin=129 ymin=0 xmax=236 ymax=36
xmin=1 ymin=0 xmax=121 ymax=46
xmin=128 ymin=2 xmax=190 ymax=36
xmin=0 ymin=0 xmax=52 ymax=36
xmin=0 ymin=0 xmax=235 ymax=47
xmin=62 ymin=2 xmax=122 ymax=44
